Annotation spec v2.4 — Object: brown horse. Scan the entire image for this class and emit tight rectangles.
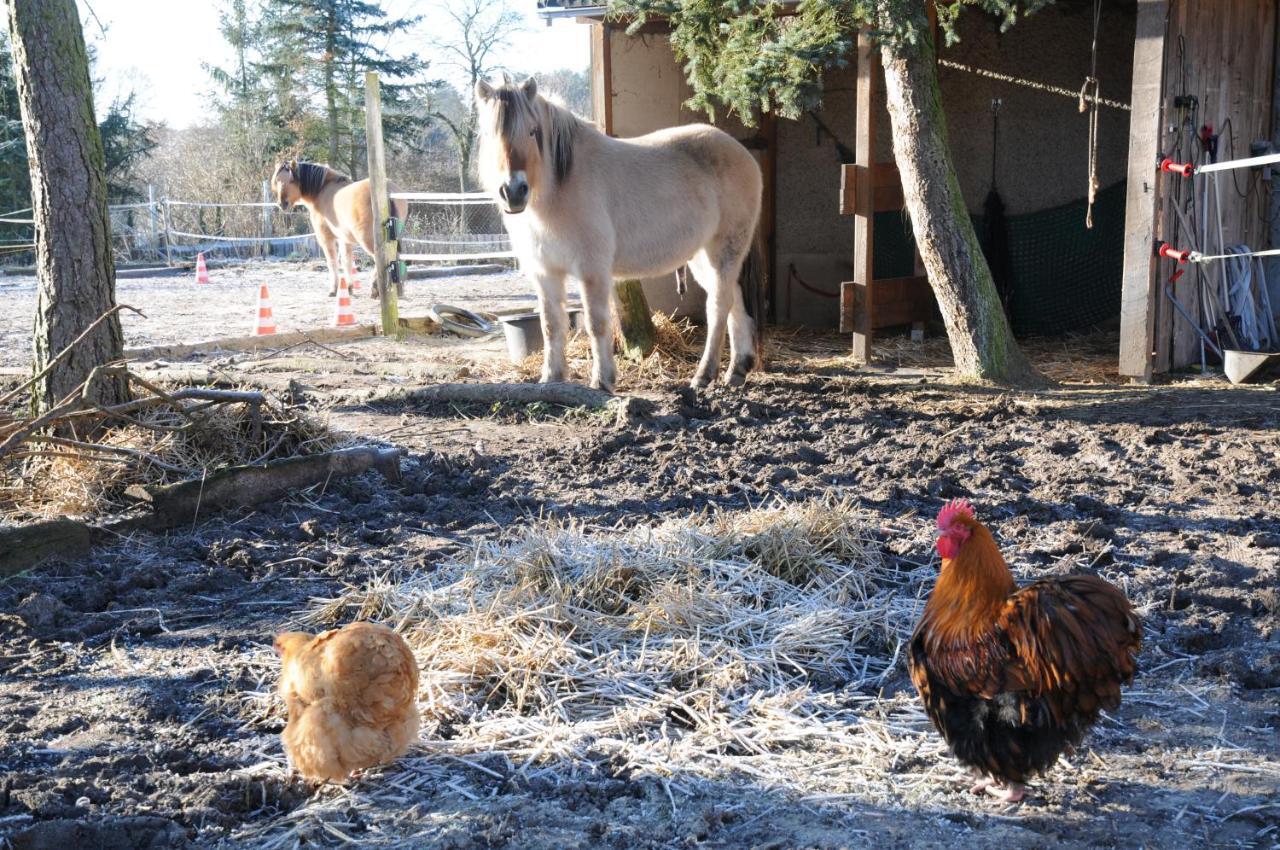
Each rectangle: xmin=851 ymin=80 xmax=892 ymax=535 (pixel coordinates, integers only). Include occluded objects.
xmin=270 ymin=160 xmax=408 ymax=298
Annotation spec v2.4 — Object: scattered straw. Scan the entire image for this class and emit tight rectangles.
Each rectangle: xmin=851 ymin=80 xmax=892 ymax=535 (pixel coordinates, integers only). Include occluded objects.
xmin=227 ymin=499 xmax=967 ymax=846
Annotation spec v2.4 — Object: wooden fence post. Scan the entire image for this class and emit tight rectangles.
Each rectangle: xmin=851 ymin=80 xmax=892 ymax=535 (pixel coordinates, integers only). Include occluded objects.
xmin=162 ymin=197 xmax=174 ymax=267
xmin=364 ymin=71 xmax=401 ymax=340
xmin=147 ymin=184 xmax=159 ymax=261
xmin=261 ymin=180 xmax=272 ymax=258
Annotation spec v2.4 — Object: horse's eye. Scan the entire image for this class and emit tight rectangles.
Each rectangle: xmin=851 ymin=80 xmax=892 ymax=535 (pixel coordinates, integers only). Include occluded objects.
xmin=530 ymin=128 xmax=539 ymax=138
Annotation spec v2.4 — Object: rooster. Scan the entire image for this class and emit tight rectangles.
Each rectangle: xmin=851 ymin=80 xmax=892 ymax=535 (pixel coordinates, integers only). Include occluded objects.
xmin=909 ymin=499 xmax=1140 ymax=802
xmin=275 ymin=622 xmax=420 ymax=784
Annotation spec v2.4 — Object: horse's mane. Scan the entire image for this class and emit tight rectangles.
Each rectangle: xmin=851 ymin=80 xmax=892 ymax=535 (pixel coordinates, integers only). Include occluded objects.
xmin=294 ymin=162 xmax=350 ymax=198
xmin=490 ymin=84 xmax=581 ymax=185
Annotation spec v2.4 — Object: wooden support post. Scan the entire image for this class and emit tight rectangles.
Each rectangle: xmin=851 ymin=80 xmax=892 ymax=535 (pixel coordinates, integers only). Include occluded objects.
xmin=364 ymin=71 xmax=401 ymax=340
xmin=591 ymin=20 xmax=614 ymax=135
xmin=614 ymin=279 xmax=656 ymax=359
xmin=147 ymin=184 xmax=158 ymax=261
xmin=1117 ymin=0 xmax=1168 ymax=382
xmin=261 ymin=179 xmax=272 ymax=258
xmin=161 ymin=197 xmax=174 ymax=267
xmin=848 ymin=30 xmax=878 ymax=361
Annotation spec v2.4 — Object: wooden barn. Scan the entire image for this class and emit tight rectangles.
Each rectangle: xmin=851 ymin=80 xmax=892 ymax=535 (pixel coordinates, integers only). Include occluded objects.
xmin=536 ymin=0 xmax=1279 ymax=380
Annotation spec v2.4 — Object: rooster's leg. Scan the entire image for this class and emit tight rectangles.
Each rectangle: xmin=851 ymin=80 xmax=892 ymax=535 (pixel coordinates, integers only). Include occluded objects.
xmin=967 ymin=770 xmax=994 ymax=795
xmin=983 ymin=781 xmax=1025 ymax=803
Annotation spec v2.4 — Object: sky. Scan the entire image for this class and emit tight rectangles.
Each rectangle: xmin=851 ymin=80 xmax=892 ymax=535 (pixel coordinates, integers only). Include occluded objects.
xmin=82 ymin=0 xmax=591 ymax=130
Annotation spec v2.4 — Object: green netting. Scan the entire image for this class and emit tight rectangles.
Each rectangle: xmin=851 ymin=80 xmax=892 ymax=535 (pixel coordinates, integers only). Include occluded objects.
xmin=871 ymin=181 xmax=1126 ymax=336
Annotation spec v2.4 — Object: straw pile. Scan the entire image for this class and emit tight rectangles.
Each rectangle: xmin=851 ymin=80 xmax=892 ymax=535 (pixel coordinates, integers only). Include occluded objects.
xmin=227 ymin=499 xmax=965 ymax=845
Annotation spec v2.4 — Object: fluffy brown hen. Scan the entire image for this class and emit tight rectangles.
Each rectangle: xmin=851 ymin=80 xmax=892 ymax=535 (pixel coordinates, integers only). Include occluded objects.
xmin=274 ymin=621 xmax=420 ymax=783
xmin=909 ymin=499 xmax=1141 ymax=802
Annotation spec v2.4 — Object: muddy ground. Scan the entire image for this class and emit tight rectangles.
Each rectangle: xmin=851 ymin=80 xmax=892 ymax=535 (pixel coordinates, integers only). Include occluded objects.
xmin=1 ymin=296 xmax=1278 ymax=848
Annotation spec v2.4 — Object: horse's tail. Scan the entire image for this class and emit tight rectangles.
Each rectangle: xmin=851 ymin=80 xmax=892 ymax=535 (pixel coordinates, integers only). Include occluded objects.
xmin=738 ymin=236 xmax=767 ymax=363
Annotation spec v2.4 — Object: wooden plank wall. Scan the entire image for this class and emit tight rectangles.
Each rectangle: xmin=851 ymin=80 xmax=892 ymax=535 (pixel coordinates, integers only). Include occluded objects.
xmin=1154 ymin=0 xmax=1276 ymax=371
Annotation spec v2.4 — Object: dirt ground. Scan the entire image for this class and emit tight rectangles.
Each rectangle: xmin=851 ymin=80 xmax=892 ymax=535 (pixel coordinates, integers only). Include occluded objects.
xmin=1 ymin=272 xmax=1278 ymax=849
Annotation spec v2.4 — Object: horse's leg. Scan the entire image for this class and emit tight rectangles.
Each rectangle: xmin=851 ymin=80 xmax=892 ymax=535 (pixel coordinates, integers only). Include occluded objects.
xmin=580 ymin=275 xmax=616 ymax=394
xmin=533 ymin=271 xmax=569 ymax=384
xmin=687 ymin=251 xmax=729 ymax=389
xmin=316 ymin=224 xmax=340 ymax=297
xmin=336 ymin=242 xmax=349 ymax=293
xmin=722 ymin=252 xmax=756 ymax=386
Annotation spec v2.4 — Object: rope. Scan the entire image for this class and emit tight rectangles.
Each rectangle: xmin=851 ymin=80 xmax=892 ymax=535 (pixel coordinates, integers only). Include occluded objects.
xmin=1079 ymin=0 xmax=1102 ymax=229
xmin=937 ymin=59 xmax=1130 ymax=111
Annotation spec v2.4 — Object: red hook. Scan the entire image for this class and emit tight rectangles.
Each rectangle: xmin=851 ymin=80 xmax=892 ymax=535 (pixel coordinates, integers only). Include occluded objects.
xmin=1157 ymin=242 xmax=1193 ymax=264
xmin=1160 ymin=157 xmax=1195 ymax=177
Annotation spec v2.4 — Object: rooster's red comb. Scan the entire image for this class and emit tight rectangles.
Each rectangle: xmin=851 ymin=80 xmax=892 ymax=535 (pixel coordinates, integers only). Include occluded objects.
xmin=936 ymin=498 xmax=975 ymax=529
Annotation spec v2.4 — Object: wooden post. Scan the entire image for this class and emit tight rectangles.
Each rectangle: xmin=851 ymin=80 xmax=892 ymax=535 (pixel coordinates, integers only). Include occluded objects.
xmin=614 ymin=279 xmax=656 ymax=359
xmin=161 ymin=197 xmax=174 ymax=267
xmin=364 ymin=71 xmax=401 ymax=340
xmin=1117 ymin=0 xmax=1168 ymax=382
xmin=147 ymin=184 xmax=158 ymax=260
xmin=848 ymin=30 xmax=878 ymax=362
xmin=591 ymin=20 xmax=614 ymax=134
xmin=261 ymin=179 xmax=272 ymax=258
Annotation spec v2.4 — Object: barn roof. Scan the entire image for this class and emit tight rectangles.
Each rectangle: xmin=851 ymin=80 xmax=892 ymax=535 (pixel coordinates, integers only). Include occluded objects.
xmin=536 ymin=0 xmax=607 ymax=19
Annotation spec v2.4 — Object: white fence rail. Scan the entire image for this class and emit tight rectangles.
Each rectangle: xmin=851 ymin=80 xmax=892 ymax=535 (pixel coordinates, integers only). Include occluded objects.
xmin=0 ymin=187 xmax=514 ymax=267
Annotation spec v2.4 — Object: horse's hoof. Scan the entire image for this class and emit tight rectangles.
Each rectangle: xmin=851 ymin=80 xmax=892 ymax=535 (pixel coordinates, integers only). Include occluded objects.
xmin=724 ymin=370 xmax=747 ymax=387
xmin=590 ymin=377 xmax=616 ymax=395
xmin=689 ymin=375 xmax=711 ymax=391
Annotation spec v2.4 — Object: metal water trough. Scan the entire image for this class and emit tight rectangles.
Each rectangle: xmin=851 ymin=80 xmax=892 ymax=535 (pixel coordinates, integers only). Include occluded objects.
xmin=1223 ymin=350 xmax=1280 ymax=384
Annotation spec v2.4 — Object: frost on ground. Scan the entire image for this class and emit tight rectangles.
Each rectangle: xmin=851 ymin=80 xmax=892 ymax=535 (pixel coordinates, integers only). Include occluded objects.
xmin=1 ymin=334 xmax=1278 ymax=849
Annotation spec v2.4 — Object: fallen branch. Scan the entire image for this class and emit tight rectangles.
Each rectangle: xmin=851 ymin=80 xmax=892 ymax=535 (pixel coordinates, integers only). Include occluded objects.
xmin=0 ymin=518 xmax=92 ymax=577
xmin=385 ymin=382 xmax=615 ymax=410
xmin=124 ymin=445 xmax=403 ymax=527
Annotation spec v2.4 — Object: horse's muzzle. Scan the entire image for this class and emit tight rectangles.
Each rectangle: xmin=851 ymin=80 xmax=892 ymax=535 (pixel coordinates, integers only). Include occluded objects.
xmin=498 ymin=174 xmax=529 ymax=214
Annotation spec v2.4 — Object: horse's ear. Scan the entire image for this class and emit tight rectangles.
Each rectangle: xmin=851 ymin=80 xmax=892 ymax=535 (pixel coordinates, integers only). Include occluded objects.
xmin=475 ymin=79 xmax=494 ymax=102
xmin=520 ymin=77 xmax=537 ymax=100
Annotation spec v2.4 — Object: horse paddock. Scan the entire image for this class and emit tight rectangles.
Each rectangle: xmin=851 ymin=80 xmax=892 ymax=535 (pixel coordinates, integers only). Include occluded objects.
xmin=1 ymin=261 xmax=1277 ymax=849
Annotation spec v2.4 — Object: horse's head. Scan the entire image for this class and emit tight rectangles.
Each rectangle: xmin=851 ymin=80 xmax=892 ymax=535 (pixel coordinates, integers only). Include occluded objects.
xmin=476 ymin=76 xmax=558 ymax=215
xmin=271 ymin=160 xmax=302 ymax=211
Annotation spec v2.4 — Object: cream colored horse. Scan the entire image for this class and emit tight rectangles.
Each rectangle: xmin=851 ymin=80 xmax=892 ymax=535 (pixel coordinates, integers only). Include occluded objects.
xmin=475 ymin=77 xmax=763 ymax=392
xmin=270 ymin=160 xmax=408 ymax=298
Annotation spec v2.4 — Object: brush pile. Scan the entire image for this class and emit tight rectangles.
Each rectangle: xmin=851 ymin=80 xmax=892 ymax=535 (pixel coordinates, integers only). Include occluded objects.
xmin=255 ymin=500 xmax=950 ymax=812
xmin=0 ymin=362 xmax=338 ymax=521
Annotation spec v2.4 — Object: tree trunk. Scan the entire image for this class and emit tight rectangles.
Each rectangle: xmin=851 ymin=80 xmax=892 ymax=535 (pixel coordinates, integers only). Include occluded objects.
xmin=324 ymin=19 xmax=339 ymax=166
xmin=8 ymin=0 xmax=128 ymax=411
xmin=877 ymin=5 xmax=1047 ymax=387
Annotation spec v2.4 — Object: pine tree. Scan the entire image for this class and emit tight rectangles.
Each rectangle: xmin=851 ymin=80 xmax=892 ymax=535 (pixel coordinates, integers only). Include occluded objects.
xmin=260 ymin=0 xmax=428 ymax=177
xmin=611 ymin=0 xmax=1052 ymax=386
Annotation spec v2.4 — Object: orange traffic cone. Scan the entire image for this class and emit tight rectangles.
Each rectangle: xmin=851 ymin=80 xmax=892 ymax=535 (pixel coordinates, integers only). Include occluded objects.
xmin=195 ymin=252 xmax=210 ymax=285
xmin=253 ymin=284 xmax=276 ymax=335
xmin=332 ymin=276 xmax=355 ymax=327
xmin=347 ymin=255 xmax=361 ymax=292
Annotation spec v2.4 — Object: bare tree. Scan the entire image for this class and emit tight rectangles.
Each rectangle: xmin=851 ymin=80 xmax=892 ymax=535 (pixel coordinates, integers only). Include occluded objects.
xmin=8 ymin=0 xmax=128 ymax=410
xmin=429 ymin=0 xmax=523 ymax=193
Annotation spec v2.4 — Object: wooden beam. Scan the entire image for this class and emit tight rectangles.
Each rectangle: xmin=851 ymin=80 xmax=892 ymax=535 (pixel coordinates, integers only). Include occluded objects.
xmin=839 ymin=162 xmax=905 ymax=214
xmin=591 ymin=21 xmax=614 ymax=135
xmin=1117 ymin=0 xmax=1168 ymax=382
xmin=849 ymin=30 xmax=879 ymax=360
xmin=761 ymin=111 xmax=779 ymax=324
